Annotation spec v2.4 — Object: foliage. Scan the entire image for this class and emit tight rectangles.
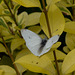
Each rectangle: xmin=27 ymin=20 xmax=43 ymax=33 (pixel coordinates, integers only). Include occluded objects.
xmin=0 ymin=0 xmax=75 ymax=75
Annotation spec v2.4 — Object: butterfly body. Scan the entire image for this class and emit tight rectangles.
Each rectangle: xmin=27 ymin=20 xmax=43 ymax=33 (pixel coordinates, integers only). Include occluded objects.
xmin=21 ymin=29 xmax=59 ymax=56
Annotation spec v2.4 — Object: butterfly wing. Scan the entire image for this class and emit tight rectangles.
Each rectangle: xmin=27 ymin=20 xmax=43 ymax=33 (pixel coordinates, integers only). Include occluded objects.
xmin=21 ymin=29 xmax=42 ymax=56
xmin=38 ymin=35 xmax=59 ymax=56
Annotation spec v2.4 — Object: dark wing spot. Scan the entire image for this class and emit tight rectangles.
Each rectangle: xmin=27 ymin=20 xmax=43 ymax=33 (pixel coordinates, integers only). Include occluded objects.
xmin=29 ymin=36 xmax=31 ymax=39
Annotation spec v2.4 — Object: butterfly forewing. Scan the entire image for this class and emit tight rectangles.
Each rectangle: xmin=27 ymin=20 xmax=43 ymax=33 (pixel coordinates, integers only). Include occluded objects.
xmin=21 ymin=29 xmax=42 ymax=47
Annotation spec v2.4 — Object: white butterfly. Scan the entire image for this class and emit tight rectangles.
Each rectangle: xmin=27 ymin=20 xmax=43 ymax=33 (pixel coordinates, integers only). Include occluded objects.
xmin=21 ymin=29 xmax=59 ymax=56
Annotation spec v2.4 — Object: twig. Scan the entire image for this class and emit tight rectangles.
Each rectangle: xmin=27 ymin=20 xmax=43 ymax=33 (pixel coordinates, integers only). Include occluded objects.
xmin=1 ymin=36 xmax=20 ymax=75
xmin=42 ymin=0 xmax=60 ymax=75
xmin=3 ymin=0 xmax=21 ymax=36
xmin=42 ymin=0 xmax=52 ymax=37
xmin=4 ymin=0 xmax=18 ymax=26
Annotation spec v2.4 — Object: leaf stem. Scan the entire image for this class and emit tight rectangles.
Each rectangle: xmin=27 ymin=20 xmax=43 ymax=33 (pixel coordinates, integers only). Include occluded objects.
xmin=42 ymin=0 xmax=60 ymax=75
xmin=1 ymin=36 xmax=20 ymax=75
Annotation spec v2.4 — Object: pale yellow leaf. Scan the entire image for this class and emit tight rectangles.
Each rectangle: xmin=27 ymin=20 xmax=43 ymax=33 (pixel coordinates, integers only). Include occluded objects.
xmin=40 ymin=4 xmax=65 ymax=38
xmin=66 ymin=33 xmax=75 ymax=50
xmin=11 ymin=38 xmax=25 ymax=53
xmin=28 ymin=26 xmax=41 ymax=34
xmin=12 ymin=0 xmax=41 ymax=9
xmin=0 ymin=65 xmax=16 ymax=75
xmin=62 ymin=49 xmax=75 ymax=74
xmin=64 ymin=22 xmax=75 ymax=34
xmin=26 ymin=12 xmax=41 ymax=26
xmin=15 ymin=54 xmax=56 ymax=75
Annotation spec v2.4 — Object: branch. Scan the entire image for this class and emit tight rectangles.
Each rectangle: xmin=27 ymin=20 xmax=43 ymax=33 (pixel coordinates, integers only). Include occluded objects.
xmin=1 ymin=36 xmax=20 ymax=75
xmin=42 ymin=0 xmax=60 ymax=75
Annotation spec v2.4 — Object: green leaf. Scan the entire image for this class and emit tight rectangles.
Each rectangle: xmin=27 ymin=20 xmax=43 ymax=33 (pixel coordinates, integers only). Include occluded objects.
xmin=12 ymin=0 xmax=42 ymax=9
xmin=64 ymin=22 xmax=75 ymax=34
xmin=0 ymin=56 xmax=13 ymax=67
xmin=11 ymin=38 xmax=25 ymax=53
xmin=40 ymin=3 xmax=65 ymax=38
xmin=62 ymin=49 xmax=75 ymax=74
xmin=0 ymin=0 xmax=2 ymax=3
xmin=0 ymin=65 xmax=16 ymax=75
xmin=66 ymin=33 xmax=75 ymax=50
xmin=0 ymin=17 xmax=8 ymax=28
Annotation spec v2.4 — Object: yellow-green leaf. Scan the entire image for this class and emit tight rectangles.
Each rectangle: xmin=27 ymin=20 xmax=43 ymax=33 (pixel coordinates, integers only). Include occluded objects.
xmin=47 ymin=50 xmax=66 ymax=61
xmin=65 ymin=18 xmax=71 ymax=22
xmin=57 ymin=0 xmax=75 ymax=7
xmin=64 ymin=22 xmax=75 ymax=34
xmin=0 ymin=43 xmax=7 ymax=53
xmin=0 ymin=70 xmax=4 ymax=75
xmin=46 ymin=0 xmax=60 ymax=6
xmin=0 ymin=65 xmax=16 ymax=75
xmin=16 ymin=64 xmax=27 ymax=75
xmin=15 ymin=54 xmax=56 ymax=75
xmin=63 ymin=46 xmax=70 ymax=53
xmin=0 ymin=4 xmax=4 ymax=15
xmin=18 ymin=12 xmax=28 ymax=28
xmin=66 ymin=33 xmax=75 ymax=50
xmin=62 ymin=49 xmax=75 ymax=74
xmin=11 ymin=38 xmax=25 ymax=53
xmin=51 ymin=42 xmax=61 ymax=49
xmin=12 ymin=0 xmax=41 ymax=9
xmin=28 ymin=26 xmax=41 ymax=34
xmin=26 ymin=12 xmax=41 ymax=26
xmin=0 ymin=35 xmax=14 ymax=42
xmin=0 ymin=26 xmax=11 ymax=37
xmin=40 ymin=4 xmax=65 ymax=38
